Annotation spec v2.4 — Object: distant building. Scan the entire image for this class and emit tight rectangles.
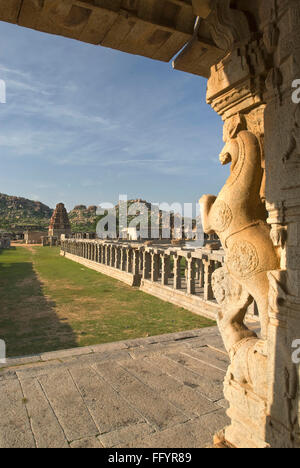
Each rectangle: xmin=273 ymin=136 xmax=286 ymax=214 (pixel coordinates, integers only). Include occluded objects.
xmin=24 ymin=231 xmax=46 ymax=245
xmin=48 ymin=203 xmax=71 ymax=239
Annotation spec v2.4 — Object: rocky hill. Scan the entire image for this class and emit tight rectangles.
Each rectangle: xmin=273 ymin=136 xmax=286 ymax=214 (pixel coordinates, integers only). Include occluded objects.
xmin=0 ymin=194 xmax=198 ymax=236
xmin=0 ymin=193 xmax=53 ymax=231
xmin=68 ymin=205 xmax=99 ymax=232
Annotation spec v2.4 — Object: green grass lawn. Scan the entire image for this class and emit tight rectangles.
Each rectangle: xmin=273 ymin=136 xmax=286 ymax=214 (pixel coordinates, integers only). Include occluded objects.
xmin=0 ymin=246 xmax=215 ymax=357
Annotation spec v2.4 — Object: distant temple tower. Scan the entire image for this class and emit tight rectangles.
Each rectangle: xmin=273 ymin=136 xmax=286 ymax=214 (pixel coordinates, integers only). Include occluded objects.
xmin=48 ymin=203 xmax=71 ymax=238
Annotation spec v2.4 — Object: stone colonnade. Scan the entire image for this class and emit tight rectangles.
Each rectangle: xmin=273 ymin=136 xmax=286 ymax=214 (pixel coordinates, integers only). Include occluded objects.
xmin=61 ymin=240 xmax=224 ymax=306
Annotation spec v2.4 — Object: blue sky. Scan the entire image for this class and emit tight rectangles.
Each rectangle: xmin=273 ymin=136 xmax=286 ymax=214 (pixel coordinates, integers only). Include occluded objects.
xmin=0 ymin=21 xmax=227 ymax=212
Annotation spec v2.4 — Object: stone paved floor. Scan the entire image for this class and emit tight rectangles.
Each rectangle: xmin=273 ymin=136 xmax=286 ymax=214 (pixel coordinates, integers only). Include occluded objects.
xmin=0 ymin=327 xmax=231 ymax=448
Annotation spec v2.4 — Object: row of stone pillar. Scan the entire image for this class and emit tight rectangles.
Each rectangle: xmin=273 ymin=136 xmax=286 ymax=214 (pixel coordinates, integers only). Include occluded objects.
xmin=61 ymin=241 xmax=223 ymax=302
xmin=141 ymin=250 xmax=221 ymax=300
xmin=61 ymin=241 xmax=141 ymax=277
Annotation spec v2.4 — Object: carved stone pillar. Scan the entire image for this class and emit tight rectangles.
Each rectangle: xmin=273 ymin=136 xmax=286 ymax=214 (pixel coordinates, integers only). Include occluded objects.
xmin=203 ymin=259 xmax=214 ymax=301
xmin=110 ymin=245 xmax=115 ymax=267
xmin=261 ymin=0 xmax=300 ymax=448
xmin=197 ymin=0 xmax=300 ymax=448
xmin=139 ymin=248 xmax=144 ymax=273
xmin=151 ymin=251 xmax=160 ymax=282
xmin=115 ymin=247 xmax=121 ymax=269
xmin=199 ymin=259 xmax=205 ymax=288
xmin=173 ymin=254 xmax=182 ymax=290
xmin=120 ymin=247 xmax=126 ymax=271
xmin=143 ymin=250 xmax=151 ymax=280
xmin=161 ymin=253 xmax=171 ymax=286
xmin=187 ymin=255 xmax=196 ymax=295
xmin=126 ymin=248 xmax=133 ymax=273
xmin=105 ymin=245 xmax=110 ymax=266
xmin=133 ymin=249 xmax=140 ymax=276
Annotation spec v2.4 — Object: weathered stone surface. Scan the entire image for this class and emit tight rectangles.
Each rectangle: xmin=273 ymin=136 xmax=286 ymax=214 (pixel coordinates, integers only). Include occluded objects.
xmin=40 ymin=346 xmax=93 ymax=362
xmin=117 ymin=358 xmax=218 ymax=418
xmin=145 ymin=354 xmax=224 ymax=401
xmin=70 ymin=437 xmax=103 ymax=449
xmin=123 ymin=410 xmax=230 ymax=448
xmin=165 ymin=352 xmax=225 ymax=401
xmin=0 ymin=379 xmax=35 ymax=448
xmin=92 ymin=361 xmax=188 ymax=431
xmin=183 ymin=348 xmax=229 ymax=372
xmin=99 ymin=423 xmax=155 ymax=448
xmin=19 ymin=378 xmax=69 ymax=448
xmin=68 ymin=365 xmax=142 ymax=434
xmin=0 ymin=330 xmax=228 ymax=448
xmin=37 ymin=370 xmax=99 ymax=442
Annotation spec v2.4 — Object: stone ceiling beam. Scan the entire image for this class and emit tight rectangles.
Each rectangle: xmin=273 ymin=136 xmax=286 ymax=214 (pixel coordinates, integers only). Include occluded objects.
xmin=0 ymin=0 xmax=199 ymax=63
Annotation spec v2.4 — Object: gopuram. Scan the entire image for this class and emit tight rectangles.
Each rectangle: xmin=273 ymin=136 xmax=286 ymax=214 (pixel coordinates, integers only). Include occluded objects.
xmin=49 ymin=203 xmax=71 ymax=239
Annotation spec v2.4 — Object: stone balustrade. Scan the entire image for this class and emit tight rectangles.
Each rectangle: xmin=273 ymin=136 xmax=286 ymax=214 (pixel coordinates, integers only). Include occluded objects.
xmin=61 ymin=239 xmax=227 ymax=320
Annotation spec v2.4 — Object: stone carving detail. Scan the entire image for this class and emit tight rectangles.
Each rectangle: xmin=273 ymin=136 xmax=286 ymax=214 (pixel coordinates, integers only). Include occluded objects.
xmin=205 ymin=0 xmax=251 ymax=52
xmin=227 ymin=241 xmax=259 ymax=279
xmin=200 ymin=112 xmax=280 ymax=340
xmin=263 ymin=23 xmax=280 ymax=53
xmin=209 ymin=200 xmax=232 ymax=233
xmin=283 ymin=105 xmax=300 ymax=163
xmin=212 ymin=266 xmax=255 ymax=355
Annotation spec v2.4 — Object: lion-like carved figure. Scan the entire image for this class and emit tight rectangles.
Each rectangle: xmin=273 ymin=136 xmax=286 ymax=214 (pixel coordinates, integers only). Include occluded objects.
xmin=200 ymin=114 xmax=280 ymax=345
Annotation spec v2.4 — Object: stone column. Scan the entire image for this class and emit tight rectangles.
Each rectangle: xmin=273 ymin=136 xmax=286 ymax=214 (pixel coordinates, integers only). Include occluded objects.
xmin=139 ymin=249 xmax=144 ymax=272
xmin=120 ymin=247 xmax=126 ymax=271
xmin=133 ymin=249 xmax=140 ymax=276
xmin=187 ymin=255 xmax=196 ymax=295
xmin=161 ymin=253 xmax=171 ymax=286
xmin=142 ymin=250 xmax=151 ymax=280
xmin=106 ymin=245 xmax=111 ymax=266
xmin=115 ymin=247 xmax=121 ymax=269
xmin=151 ymin=251 xmax=160 ymax=282
xmin=126 ymin=248 xmax=133 ymax=273
xmin=173 ymin=254 xmax=182 ymax=290
xmin=195 ymin=0 xmax=300 ymax=448
xmin=203 ymin=259 xmax=214 ymax=302
xmin=110 ymin=246 xmax=115 ymax=268
xmin=198 ymin=259 xmax=205 ymax=288
xmin=261 ymin=0 xmax=300 ymax=449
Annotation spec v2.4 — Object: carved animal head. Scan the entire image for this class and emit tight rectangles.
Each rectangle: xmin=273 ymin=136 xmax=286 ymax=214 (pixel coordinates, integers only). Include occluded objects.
xmin=219 ymin=149 xmax=231 ymax=166
xmin=219 ymin=113 xmax=246 ymax=166
xmin=223 ymin=113 xmax=246 ymax=142
xmin=219 ymin=139 xmax=239 ymax=167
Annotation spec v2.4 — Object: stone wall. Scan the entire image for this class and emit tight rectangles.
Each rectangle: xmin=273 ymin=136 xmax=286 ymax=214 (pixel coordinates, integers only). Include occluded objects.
xmin=24 ymin=231 xmax=46 ymax=245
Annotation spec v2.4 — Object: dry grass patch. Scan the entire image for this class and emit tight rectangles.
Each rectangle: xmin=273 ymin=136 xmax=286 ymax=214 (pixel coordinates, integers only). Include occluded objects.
xmin=0 ymin=246 xmax=215 ymax=357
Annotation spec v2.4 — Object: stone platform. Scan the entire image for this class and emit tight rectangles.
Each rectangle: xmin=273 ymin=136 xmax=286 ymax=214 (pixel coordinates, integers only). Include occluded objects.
xmin=0 ymin=327 xmax=230 ymax=448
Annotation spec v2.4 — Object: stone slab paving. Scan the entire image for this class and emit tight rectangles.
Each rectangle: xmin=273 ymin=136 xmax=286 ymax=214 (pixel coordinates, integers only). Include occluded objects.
xmin=0 ymin=327 xmax=231 ymax=448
